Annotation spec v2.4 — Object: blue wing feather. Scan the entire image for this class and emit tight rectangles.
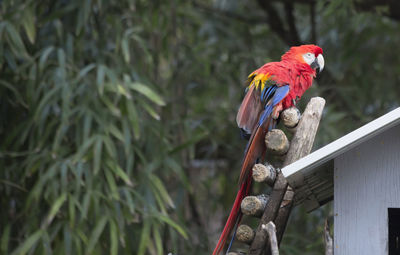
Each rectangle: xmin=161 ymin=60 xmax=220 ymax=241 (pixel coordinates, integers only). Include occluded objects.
xmin=258 ymin=85 xmax=290 ymax=126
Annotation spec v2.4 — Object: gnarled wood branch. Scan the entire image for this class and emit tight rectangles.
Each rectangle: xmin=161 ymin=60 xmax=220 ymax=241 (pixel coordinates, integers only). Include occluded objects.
xmin=249 ymin=97 xmax=326 ymax=255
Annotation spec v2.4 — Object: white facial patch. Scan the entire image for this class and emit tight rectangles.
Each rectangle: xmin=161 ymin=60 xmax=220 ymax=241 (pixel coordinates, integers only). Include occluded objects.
xmin=302 ymin=52 xmax=316 ymax=65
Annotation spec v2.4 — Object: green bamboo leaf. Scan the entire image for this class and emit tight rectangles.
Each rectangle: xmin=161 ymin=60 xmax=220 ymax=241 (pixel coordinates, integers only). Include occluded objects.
xmin=39 ymin=46 xmax=55 ymax=71
xmin=86 ymin=216 xmax=108 ymax=254
xmin=93 ymin=137 xmax=103 ymax=175
xmin=0 ymin=224 xmax=10 ymax=254
xmin=22 ymin=7 xmax=36 ymax=43
xmin=126 ymin=99 xmax=140 ymax=139
xmin=109 ymin=220 xmax=118 ymax=255
xmin=121 ymin=37 xmax=130 ymax=63
xmin=150 ymin=173 xmax=174 ymax=209
xmin=106 ymin=161 xmax=133 ymax=187
xmin=128 ymin=82 xmax=166 ymax=106
xmin=117 ymin=84 xmax=132 ymax=99
xmin=153 ymin=225 xmax=163 ymax=255
xmin=57 ymin=48 xmax=66 ymax=68
xmin=104 ymin=168 xmax=119 ymax=200
xmin=42 ymin=193 xmax=67 ymax=228
xmin=81 ymin=192 xmax=91 ymax=220
xmin=83 ymin=113 xmax=93 ymax=141
xmin=76 ymin=0 xmax=91 ymax=34
xmin=77 ymin=63 xmax=96 ymax=80
xmin=0 ymin=22 xmax=5 ymax=40
xmin=73 ymin=234 xmax=83 ymax=255
xmin=73 ymin=135 xmax=96 ymax=162
xmin=96 ymin=65 xmax=105 ymax=95
xmin=4 ymin=49 xmax=17 ymax=70
xmin=107 ymin=123 xmax=124 ymax=141
xmin=5 ymin=22 xmax=28 ymax=58
xmin=100 ymin=95 xmax=121 ymax=117
xmin=122 ymin=189 xmax=135 ymax=213
xmin=169 ymin=131 xmax=208 ymax=154
xmin=102 ymin=135 xmax=117 ymax=159
xmin=10 ymin=229 xmax=44 ymax=255
xmin=141 ymin=100 xmax=160 ymax=120
xmin=63 ymin=226 xmax=72 ymax=255
xmin=75 ymin=228 xmax=89 ymax=244
xmin=68 ymin=194 xmax=76 ymax=227
xmin=157 ymin=214 xmax=187 ymax=239
xmin=137 ymin=220 xmax=151 ymax=255
xmin=165 ymin=158 xmax=190 ymax=190
xmin=34 ymin=86 xmax=60 ymax=121
xmin=0 ymin=80 xmax=28 ymax=108
xmin=104 ymin=67 xmax=118 ymax=84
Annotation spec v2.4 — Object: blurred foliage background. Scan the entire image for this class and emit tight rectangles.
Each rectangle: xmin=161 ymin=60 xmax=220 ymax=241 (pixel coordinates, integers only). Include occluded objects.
xmin=1 ymin=0 xmax=400 ymax=254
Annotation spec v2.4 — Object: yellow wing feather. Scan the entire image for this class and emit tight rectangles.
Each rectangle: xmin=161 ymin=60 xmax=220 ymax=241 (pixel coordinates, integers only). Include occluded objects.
xmin=248 ymin=72 xmax=271 ymax=91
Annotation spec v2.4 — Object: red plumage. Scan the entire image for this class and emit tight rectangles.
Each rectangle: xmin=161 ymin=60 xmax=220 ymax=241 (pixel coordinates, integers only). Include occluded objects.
xmin=212 ymin=45 xmax=324 ymax=255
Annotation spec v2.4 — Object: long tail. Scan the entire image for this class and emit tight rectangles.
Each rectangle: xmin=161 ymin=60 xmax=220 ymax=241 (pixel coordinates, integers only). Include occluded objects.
xmin=212 ymin=116 xmax=274 ymax=255
xmin=212 ymin=86 xmax=289 ymax=255
xmin=212 ymin=173 xmax=252 ymax=255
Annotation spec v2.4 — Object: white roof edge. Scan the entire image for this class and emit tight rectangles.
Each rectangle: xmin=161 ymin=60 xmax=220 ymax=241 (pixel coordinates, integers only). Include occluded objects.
xmin=282 ymin=107 xmax=400 ymax=179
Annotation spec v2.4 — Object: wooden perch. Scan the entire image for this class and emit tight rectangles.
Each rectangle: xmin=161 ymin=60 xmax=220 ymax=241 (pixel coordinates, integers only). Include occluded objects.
xmin=249 ymin=172 xmax=288 ymax=255
xmin=324 ymin=219 xmax=333 ymax=255
xmin=252 ymin=163 xmax=276 ymax=185
xmin=274 ymin=187 xmax=294 ymax=245
xmin=273 ymin=97 xmax=326 ymax=252
xmin=237 ymin=224 xmax=255 ymax=244
xmin=262 ymin=222 xmax=279 ymax=255
xmin=249 ymin=97 xmax=326 ymax=255
xmin=281 ymin=107 xmax=301 ymax=128
xmin=265 ymin=129 xmax=289 ymax=155
xmin=283 ymin=97 xmax=326 ymax=166
xmin=241 ymin=194 xmax=269 ymax=217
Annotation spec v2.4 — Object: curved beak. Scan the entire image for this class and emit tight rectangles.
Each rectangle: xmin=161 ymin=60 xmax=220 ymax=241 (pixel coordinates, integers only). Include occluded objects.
xmin=311 ymin=54 xmax=325 ymax=73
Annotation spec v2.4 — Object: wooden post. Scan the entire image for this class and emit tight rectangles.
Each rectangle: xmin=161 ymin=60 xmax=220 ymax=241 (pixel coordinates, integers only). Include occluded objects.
xmin=249 ymin=97 xmax=326 ymax=255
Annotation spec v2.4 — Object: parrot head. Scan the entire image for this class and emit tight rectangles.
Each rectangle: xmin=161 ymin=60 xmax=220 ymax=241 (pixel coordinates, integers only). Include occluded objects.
xmin=281 ymin=44 xmax=325 ymax=73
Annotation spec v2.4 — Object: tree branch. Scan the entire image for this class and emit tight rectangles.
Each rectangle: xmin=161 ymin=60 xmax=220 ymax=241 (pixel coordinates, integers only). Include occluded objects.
xmin=310 ymin=2 xmax=317 ymax=43
xmin=256 ymin=0 xmax=293 ymax=45
xmin=284 ymin=2 xmax=301 ymax=45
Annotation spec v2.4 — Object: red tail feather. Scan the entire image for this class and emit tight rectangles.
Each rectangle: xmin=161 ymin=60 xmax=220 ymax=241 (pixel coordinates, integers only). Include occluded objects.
xmin=212 ymin=174 xmax=252 ymax=255
xmin=212 ymin=116 xmax=273 ymax=255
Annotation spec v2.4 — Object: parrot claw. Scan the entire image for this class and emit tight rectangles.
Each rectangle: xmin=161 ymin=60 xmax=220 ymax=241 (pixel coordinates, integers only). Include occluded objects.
xmin=272 ymin=103 xmax=283 ymax=119
xmin=292 ymin=96 xmax=300 ymax=107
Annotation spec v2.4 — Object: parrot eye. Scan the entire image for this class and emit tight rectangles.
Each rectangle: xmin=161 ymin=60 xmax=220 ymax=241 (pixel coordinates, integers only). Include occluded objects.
xmin=302 ymin=52 xmax=315 ymax=65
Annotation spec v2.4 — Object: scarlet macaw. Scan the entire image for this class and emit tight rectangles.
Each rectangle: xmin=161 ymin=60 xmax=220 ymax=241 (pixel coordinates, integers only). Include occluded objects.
xmin=212 ymin=45 xmax=325 ymax=255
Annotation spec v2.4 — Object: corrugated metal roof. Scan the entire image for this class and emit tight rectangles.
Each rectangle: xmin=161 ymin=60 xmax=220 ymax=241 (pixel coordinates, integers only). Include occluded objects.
xmin=281 ymin=107 xmax=400 ymax=211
